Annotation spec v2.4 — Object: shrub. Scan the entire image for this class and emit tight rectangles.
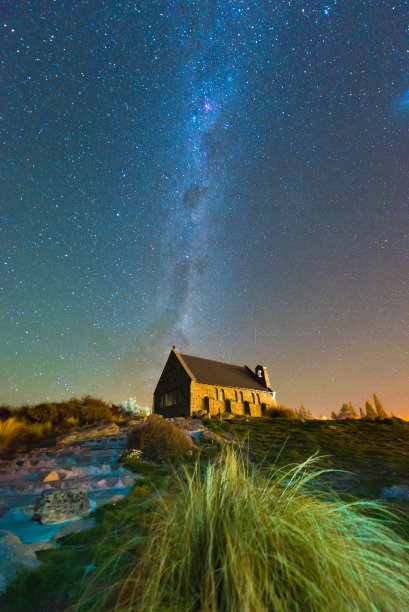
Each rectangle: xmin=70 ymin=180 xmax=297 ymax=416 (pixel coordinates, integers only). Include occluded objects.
xmin=78 ymin=402 xmax=112 ymax=425
xmin=266 ymin=406 xmax=298 ymax=419
xmin=111 ymin=449 xmax=409 ymax=612
xmin=120 ymin=397 xmax=151 ymax=418
xmin=22 ymin=397 xmax=113 ymax=428
xmin=127 ymin=416 xmax=193 ymax=462
xmin=0 ymin=417 xmax=23 ymax=450
xmin=119 ymin=449 xmax=143 ymax=471
xmin=0 ymin=404 xmax=12 ymax=421
xmin=65 ymin=416 xmax=80 ymax=427
xmin=21 ymin=421 xmax=53 ymax=443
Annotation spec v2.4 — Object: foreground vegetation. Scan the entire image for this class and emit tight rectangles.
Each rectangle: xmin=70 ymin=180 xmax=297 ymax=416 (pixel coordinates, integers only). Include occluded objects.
xmin=0 ymin=396 xmax=118 ymax=454
xmin=2 ymin=416 xmax=409 ymax=611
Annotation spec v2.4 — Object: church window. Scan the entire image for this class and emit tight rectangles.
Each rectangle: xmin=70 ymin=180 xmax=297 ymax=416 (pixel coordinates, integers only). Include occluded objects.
xmin=234 ymin=390 xmax=238 ymax=401
xmin=161 ymin=388 xmax=181 ymax=408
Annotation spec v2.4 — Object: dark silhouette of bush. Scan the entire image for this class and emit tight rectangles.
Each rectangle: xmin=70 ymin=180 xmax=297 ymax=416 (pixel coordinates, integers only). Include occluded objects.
xmin=127 ymin=416 xmax=193 ymax=462
xmin=0 ymin=405 xmax=12 ymax=421
xmin=267 ymin=406 xmax=299 ymax=419
xmin=21 ymin=396 xmax=113 ymax=428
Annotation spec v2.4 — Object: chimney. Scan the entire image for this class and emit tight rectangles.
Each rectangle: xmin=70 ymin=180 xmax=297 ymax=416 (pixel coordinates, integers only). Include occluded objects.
xmin=255 ymin=365 xmax=271 ymax=389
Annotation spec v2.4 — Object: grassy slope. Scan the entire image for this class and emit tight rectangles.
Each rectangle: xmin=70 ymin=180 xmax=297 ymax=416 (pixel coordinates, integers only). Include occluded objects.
xmin=2 ymin=418 xmax=409 ymax=611
xmin=207 ymin=418 xmax=409 ymax=499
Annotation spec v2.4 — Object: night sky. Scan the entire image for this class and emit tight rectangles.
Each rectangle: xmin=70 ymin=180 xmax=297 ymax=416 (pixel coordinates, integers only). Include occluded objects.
xmin=1 ymin=1 xmax=408 ymax=416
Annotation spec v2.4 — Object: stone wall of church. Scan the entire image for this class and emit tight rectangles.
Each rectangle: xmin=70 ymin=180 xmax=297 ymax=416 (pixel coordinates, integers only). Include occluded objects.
xmin=190 ymin=381 xmax=276 ymax=417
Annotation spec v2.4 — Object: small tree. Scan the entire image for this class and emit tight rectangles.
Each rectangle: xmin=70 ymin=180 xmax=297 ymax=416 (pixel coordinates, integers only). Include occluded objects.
xmin=331 ymin=410 xmax=337 ymax=420
xmin=298 ymin=403 xmax=313 ymax=420
xmin=373 ymin=394 xmax=388 ymax=419
xmin=365 ymin=401 xmax=377 ymax=420
xmin=337 ymin=403 xmax=358 ymax=420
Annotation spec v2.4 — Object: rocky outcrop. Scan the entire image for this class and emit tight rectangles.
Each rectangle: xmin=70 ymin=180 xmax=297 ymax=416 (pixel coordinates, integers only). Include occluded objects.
xmin=0 ymin=530 xmax=45 ymax=593
xmin=34 ymin=488 xmax=91 ymax=524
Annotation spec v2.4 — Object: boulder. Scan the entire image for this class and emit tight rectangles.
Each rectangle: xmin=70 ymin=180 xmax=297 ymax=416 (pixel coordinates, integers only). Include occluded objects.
xmin=34 ymin=488 xmax=91 ymax=524
xmin=381 ymin=485 xmax=409 ymax=501
xmin=0 ymin=530 xmax=42 ymax=593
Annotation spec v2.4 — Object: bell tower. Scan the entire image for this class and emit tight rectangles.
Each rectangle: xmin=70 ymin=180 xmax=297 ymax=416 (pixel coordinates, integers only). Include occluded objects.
xmin=255 ymin=365 xmax=271 ymax=390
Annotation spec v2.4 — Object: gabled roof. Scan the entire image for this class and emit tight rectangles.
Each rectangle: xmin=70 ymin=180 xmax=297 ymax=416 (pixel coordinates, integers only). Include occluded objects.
xmin=174 ymin=350 xmax=272 ymax=392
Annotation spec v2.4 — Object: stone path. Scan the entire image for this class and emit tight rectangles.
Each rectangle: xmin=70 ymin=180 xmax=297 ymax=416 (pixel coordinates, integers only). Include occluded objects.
xmin=0 ymin=426 xmax=136 ymax=592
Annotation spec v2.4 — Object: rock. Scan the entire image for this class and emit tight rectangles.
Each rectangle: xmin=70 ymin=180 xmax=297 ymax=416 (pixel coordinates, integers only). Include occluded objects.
xmin=42 ymin=470 xmax=60 ymax=482
xmin=190 ymin=430 xmax=205 ymax=444
xmin=34 ymin=488 xmax=91 ymax=524
xmin=381 ymin=485 xmax=409 ymax=501
xmin=0 ymin=530 xmax=42 ymax=593
xmin=53 ymin=517 xmax=95 ymax=540
xmin=31 ymin=513 xmax=42 ymax=523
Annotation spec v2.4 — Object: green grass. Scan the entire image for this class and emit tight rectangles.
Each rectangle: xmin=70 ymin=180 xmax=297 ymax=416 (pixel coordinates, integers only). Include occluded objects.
xmin=3 ymin=418 xmax=409 ymax=611
xmin=206 ymin=417 xmax=409 ymax=498
xmin=77 ymin=448 xmax=409 ymax=611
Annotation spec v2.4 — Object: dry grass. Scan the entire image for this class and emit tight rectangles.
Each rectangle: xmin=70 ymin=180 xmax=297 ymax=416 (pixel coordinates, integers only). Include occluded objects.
xmin=127 ymin=416 xmax=193 ymax=462
xmin=111 ymin=448 xmax=409 ymax=612
xmin=0 ymin=417 xmax=23 ymax=450
xmin=65 ymin=416 xmax=80 ymax=427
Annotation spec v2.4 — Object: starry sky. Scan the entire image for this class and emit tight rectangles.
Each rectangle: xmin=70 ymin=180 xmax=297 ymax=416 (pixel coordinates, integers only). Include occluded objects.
xmin=1 ymin=1 xmax=408 ymax=416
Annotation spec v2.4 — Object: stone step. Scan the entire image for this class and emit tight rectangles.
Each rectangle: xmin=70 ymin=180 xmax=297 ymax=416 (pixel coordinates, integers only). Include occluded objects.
xmin=0 ymin=451 xmax=124 ymax=473
xmin=0 ymin=473 xmax=135 ymax=497
xmin=0 ymin=463 xmax=123 ymax=482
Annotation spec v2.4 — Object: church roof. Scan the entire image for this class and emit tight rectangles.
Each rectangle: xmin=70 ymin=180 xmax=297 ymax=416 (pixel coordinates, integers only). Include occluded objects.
xmin=176 ymin=351 xmax=272 ymax=392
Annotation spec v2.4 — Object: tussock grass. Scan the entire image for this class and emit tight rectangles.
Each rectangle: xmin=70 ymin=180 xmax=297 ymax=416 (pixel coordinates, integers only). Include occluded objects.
xmin=0 ymin=417 xmax=22 ymax=449
xmin=127 ymin=415 xmax=194 ymax=462
xmin=111 ymin=448 xmax=409 ymax=612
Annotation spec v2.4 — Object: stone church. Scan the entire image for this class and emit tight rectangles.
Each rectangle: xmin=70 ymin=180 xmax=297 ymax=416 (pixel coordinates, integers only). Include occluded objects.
xmin=153 ymin=347 xmax=277 ymax=418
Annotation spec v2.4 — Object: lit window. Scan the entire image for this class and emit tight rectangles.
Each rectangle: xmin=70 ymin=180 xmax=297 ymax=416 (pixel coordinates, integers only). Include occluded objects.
xmin=161 ymin=388 xmax=181 ymax=407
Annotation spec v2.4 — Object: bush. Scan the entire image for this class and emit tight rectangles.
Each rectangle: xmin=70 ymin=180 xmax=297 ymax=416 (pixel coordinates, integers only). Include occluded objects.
xmin=127 ymin=416 xmax=193 ymax=462
xmin=0 ymin=405 xmax=12 ymax=421
xmin=266 ymin=406 xmax=298 ymax=419
xmin=21 ymin=421 xmax=53 ymax=443
xmin=21 ymin=397 xmax=113 ymax=428
xmin=120 ymin=398 xmax=151 ymax=418
xmin=111 ymin=449 xmax=409 ymax=611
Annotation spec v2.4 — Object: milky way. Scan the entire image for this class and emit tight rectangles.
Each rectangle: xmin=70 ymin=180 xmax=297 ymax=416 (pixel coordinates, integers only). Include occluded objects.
xmin=1 ymin=1 xmax=408 ymax=415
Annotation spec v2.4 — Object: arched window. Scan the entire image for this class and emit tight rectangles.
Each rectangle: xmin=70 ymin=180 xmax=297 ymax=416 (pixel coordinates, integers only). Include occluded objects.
xmin=234 ymin=390 xmax=238 ymax=402
xmin=215 ymin=388 xmax=219 ymax=400
xmin=257 ymin=394 xmax=261 ymax=404
xmin=252 ymin=393 xmax=255 ymax=403
xmin=240 ymin=391 xmax=244 ymax=402
xmin=220 ymin=389 xmax=225 ymax=401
